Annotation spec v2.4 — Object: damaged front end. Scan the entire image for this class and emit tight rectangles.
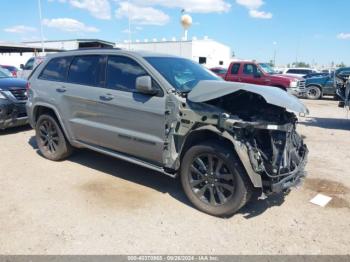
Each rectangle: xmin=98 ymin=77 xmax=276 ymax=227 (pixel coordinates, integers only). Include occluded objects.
xmin=184 ymin=81 xmax=309 ymax=195
xmin=219 ymin=109 xmax=308 ymax=194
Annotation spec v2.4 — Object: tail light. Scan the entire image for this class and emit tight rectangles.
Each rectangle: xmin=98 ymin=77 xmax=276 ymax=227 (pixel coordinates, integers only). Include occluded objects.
xmin=12 ymin=71 xmax=17 ymax=78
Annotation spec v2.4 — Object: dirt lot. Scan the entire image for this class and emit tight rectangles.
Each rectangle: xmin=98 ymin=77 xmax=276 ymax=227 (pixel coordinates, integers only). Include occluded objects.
xmin=0 ymin=99 xmax=349 ymax=255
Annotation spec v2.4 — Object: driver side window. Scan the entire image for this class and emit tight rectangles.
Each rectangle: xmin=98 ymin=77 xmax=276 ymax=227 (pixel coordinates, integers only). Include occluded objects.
xmin=243 ymin=64 xmax=257 ymax=75
xmin=106 ymin=56 xmax=148 ymax=92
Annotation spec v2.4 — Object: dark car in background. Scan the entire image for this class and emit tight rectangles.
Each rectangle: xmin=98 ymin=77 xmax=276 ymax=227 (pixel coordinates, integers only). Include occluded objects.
xmin=0 ymin=68 xmax=28 ymax=130
xmin=303 ymin=72 xmax=330 ymax=79
xmin=1 ymin=65 xmax=19 ymax=78
xmin=304 ymin=74 xmax=336 ymax=99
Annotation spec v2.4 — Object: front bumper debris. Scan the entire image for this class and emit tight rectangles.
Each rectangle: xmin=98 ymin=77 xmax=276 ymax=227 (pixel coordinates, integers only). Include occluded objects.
xmin=0 ymin=100 xmax=29 ymax=130
xmin=270 ymin=144 xmax=308 ymax=193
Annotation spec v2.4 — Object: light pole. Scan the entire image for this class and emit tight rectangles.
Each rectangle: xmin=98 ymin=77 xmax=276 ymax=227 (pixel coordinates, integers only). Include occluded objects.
xmin=38 ymin=0 xmax=45 ymax=55
xmin=273 ymin=41 xmax=277 ymax=67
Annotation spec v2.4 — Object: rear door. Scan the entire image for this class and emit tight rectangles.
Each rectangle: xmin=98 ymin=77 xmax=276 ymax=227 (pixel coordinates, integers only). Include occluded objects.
xmin=60 ymin=55 xmax=107 ymax=146
xmin=225 ymin=63 xmax=241 ymax=82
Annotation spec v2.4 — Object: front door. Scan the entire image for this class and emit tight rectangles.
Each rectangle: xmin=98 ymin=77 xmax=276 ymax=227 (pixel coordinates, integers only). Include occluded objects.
xmin=97 ymin=55 xmax=166 ymax=164
xmin=240 ymin=63 xmax=266 ymax=85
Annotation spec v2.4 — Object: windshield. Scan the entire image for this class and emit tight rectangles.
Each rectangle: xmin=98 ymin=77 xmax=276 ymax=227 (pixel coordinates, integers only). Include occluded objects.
xmin=259 ymin=63 xmax=275 ymax=74
xmin=145 ymin=57 xmax=221 ymax=92
xmin=0 ymin=68 xmax=11 ymax=78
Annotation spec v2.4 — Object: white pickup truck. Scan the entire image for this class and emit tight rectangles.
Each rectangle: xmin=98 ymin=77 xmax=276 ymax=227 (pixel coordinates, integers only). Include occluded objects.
xmin=17 ymin=56 xmax=45 ymax=79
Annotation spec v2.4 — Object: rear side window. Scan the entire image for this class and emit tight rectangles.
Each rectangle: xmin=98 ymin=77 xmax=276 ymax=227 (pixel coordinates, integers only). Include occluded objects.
xmin=230 ymin=63 xmax=240 ymax=74
xmin=67 ymin=55 xmax=106 ymax=87
xmin=106 ymin=56 xmax=147 ymax=92
xmin=39 ymin=57 xmax=72 ymax=82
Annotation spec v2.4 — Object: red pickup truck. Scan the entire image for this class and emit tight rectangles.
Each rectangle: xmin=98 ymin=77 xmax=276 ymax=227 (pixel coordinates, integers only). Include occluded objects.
xmin=222 ymin=61 xmax=306 ymax=96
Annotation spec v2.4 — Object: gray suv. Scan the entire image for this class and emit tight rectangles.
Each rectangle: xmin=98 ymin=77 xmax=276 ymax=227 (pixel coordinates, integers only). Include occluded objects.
xmin=26 ymin=49 xmax=308 ymax=217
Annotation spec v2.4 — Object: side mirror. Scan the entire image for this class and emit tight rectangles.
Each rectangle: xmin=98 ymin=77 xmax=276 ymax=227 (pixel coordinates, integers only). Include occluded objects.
xmin=136 ymin=76 xmax=158 ymax=95
xmin=20 ymin=64 xmax=24 ymax=70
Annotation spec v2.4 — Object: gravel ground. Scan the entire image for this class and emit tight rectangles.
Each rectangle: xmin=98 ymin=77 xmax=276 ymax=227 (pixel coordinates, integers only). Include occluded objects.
xmin=0 ymin=98 xmax=349 ymax=255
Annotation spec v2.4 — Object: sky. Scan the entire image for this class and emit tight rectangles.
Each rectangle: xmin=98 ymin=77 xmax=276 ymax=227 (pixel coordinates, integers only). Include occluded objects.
xmin=1 ymin=0 xmax=350 ymax=66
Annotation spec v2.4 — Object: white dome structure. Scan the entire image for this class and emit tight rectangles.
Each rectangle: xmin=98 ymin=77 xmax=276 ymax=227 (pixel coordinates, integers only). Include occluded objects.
xmin=180 ymin=14 xmax=192 ymax=41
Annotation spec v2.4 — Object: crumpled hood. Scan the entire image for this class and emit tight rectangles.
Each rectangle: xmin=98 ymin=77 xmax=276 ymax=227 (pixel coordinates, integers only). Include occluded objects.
xmin=188 ymin=80 xmax=309 ymax=114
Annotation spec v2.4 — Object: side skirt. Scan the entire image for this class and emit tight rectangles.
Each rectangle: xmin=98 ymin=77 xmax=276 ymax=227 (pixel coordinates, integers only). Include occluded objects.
xmin=75 ymin=140 xmax=177 ymax=179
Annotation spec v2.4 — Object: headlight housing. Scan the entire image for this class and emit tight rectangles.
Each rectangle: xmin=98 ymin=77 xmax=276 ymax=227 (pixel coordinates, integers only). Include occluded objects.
xmin=290 ymin=80 xmax=298 ymax=88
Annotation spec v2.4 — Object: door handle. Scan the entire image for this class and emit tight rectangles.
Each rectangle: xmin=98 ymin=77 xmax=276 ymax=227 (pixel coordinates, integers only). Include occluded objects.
xmin=56 ymin=87 xmax=67 ymax=93
xmin=100 ymin=94 xmax=114 ymax=101
xmin=237 ymin=78 xmax=242 ymax=81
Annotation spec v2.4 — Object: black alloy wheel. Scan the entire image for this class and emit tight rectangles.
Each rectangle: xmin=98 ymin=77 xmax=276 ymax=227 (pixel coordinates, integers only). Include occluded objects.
xmin=35 ymin=114 xmax=73 ymax=161
xmin=189 ymin=153 xmax=235 ymax=206
xmin=38 ymin=119 xmax=60 ymax=154
xmin=181 ymin=141 xmax=252 ymax=217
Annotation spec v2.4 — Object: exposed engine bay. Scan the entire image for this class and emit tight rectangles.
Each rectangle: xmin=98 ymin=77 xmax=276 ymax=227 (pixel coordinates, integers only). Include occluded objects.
xmin=335 ymin=71 xmax=350 ymax=109
xmin=206 ymin=91 xmax=308 ymax=193
xmin=166 ymin=81 xmax=309 ymax=194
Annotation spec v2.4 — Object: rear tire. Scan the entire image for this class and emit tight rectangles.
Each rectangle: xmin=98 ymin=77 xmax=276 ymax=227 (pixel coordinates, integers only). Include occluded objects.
xmin=180 ymin=141 xmax=252 ymax=217
xmin=306 ymin=85 xmax=322 ymax=100
xmin=35 ymin=114 xmax=72 ymax=161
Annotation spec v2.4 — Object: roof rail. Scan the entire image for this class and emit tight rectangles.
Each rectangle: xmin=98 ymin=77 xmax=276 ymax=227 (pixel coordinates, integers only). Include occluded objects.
xmin=66 ymin=47 xmax=122 ymax=52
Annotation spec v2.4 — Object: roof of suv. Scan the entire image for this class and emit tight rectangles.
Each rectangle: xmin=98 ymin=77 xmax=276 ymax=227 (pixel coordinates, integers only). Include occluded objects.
xmin=47 ymin=48 xmax=178 ymax=60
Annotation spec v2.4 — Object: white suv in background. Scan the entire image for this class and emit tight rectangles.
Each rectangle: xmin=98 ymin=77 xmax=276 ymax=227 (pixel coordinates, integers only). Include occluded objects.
xmin=283 ymin=68 xmax=318 ymax=78
xmin=17 ymin=56 xmax=45 ymax=79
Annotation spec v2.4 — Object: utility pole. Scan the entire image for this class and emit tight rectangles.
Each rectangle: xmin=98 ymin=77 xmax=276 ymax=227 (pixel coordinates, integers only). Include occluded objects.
xmin=273 ymin=41 xmax=277 ymax=66
xmin=38 ymin=0 xmax=45 ymax=55
xmin=127 ymin=0 xmax=131 ymax=50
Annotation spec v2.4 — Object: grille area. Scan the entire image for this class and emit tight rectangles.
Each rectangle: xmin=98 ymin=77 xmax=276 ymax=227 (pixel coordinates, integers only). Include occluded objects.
xmin=9 ymin=88 xmax=27 ymax=101
xmin=298 ymin=80 xmax=306 ymax=89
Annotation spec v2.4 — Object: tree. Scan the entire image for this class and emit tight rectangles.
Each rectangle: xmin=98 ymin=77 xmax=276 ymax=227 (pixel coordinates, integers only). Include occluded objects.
xmin=292 ymin=62 xmax=310 ymax=68
xmin=337 ymin=62 xmax=346 ymax=68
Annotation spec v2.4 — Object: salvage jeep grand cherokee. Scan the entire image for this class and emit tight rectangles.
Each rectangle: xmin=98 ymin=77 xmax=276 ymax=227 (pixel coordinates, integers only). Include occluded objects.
xmin=26 ymin=49 xmax=308 ymax=217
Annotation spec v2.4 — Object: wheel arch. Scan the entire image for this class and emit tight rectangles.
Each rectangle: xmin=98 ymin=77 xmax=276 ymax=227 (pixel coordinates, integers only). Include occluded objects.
xmin=178 ymin=125 xmax=262 ymax=188
xmin=32 ymin=104 xmax=71 ymax=142
xmin=306 ymin=83 xmax=323 ymax=91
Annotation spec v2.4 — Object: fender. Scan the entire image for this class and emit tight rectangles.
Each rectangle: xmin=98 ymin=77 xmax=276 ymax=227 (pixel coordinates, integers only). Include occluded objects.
xmin=30 ymin=102 xmax=73 ymax=145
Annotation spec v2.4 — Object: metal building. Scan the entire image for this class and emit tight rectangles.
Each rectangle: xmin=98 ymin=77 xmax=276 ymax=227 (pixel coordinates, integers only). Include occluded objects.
xmin=116 ymin=38 xmax=232 ymax=68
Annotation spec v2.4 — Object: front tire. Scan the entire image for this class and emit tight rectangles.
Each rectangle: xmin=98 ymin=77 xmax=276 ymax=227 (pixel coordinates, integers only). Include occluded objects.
xmin=35 ymin=114 xmax=72 ymax=161
xmin=180 ymin=141 xmax=252 ymax=217
xmin=306 ymin=85 xmax=322 ymax=100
